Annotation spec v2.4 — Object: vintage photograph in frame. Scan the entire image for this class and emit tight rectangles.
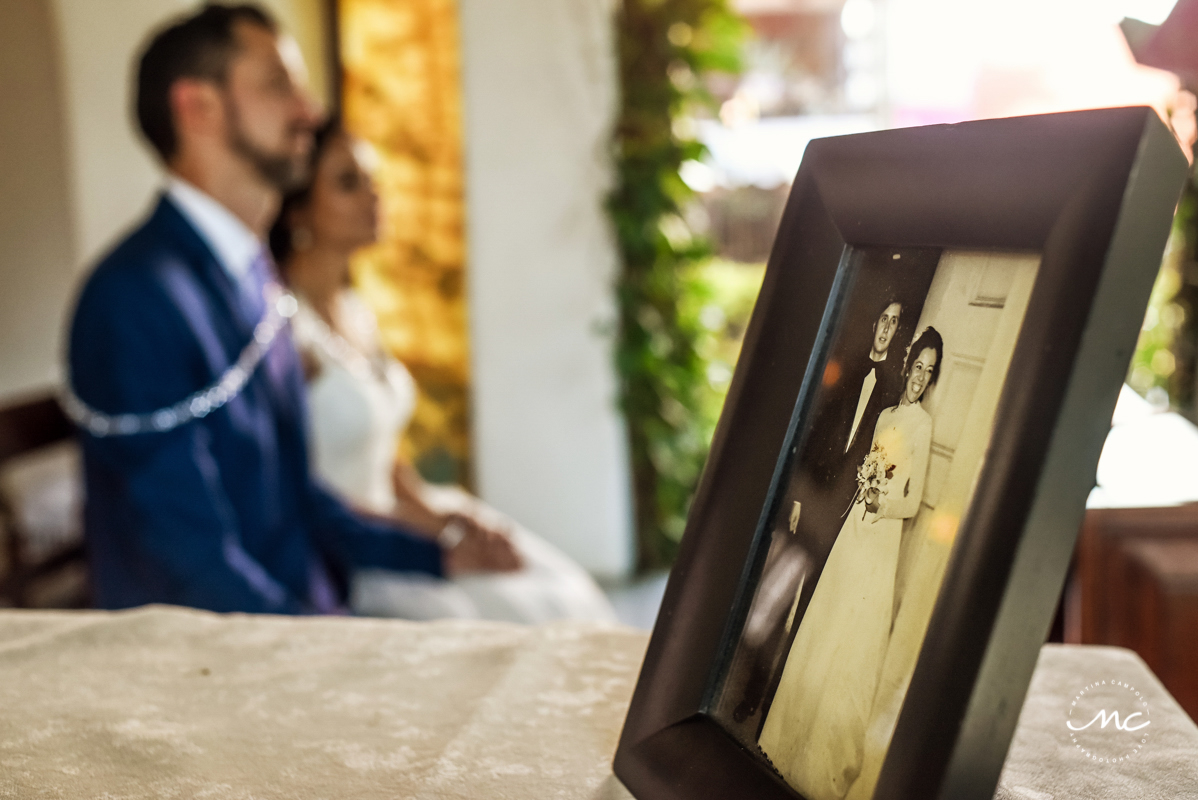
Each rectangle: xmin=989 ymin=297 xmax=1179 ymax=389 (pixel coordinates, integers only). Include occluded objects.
xmin=713 ymin=246 xmax=1041 ymax=800
xmin=613 ymin=107 xmax=1188 ymax=800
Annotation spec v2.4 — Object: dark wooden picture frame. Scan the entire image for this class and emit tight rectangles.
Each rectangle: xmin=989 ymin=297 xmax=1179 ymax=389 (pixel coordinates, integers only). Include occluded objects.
xmin=613 ymin=107 xmax=1187 ymax=800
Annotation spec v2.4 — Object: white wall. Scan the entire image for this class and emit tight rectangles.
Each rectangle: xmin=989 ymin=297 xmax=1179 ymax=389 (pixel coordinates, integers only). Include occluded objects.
xmin=52 ymin=0 xmax=194 ymax=269
xmin=459 ymin=0 xmax=634 ymax=578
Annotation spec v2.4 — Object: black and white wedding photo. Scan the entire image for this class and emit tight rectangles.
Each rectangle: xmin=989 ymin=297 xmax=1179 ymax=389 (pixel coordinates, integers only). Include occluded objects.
xmin=713 ymin=248 xmax=1041 ymax=800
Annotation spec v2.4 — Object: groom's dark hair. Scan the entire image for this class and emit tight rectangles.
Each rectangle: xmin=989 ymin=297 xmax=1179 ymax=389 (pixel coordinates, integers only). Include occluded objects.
xmin=871 ymin=296 xmax=902 ymax=327
xmin=135 ymin=3 xmax=277 ymax=162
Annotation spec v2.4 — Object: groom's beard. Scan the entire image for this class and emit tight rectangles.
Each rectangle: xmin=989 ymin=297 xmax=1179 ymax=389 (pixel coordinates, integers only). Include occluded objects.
xmin=224 ymin=98 xmax=310 ymax=192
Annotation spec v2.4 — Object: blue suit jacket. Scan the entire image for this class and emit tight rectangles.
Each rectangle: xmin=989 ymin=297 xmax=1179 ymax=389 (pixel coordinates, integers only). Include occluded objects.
xmin=68 ymin=196 xmax=443 ymax=613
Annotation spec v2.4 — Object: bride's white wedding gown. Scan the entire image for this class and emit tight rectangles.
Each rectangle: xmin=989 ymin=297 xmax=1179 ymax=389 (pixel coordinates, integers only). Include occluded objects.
xmin=758 ymin=400 xmax=931 ymax=800
xmin=293 ymin=291 xmax=615 ymax=624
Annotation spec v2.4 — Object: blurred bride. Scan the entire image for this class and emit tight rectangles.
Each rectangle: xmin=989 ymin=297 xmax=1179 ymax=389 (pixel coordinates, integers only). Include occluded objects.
xmin=269 ymin=119 xmax=614 ymax=624
xmin=758 ymin=327 xmax=941 ymax=800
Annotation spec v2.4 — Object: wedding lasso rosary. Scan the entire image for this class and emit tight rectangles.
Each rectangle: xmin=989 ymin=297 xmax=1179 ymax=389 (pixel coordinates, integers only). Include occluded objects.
xmin=61 ymin=285 xmax=477 ymax=551
xmin=61 ymin=285 xmax=299 ymax=438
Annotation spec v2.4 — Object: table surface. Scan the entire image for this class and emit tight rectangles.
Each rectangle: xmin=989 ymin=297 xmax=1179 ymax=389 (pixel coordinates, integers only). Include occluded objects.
xmin=0 ymin=606 xmax=1194 ymax=799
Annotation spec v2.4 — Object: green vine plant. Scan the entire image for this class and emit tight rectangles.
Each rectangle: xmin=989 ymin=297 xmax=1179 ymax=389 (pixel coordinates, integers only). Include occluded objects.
xmin=1129 ymin=132 xmax=1198 ymax=418
xmin=1165 ymin=165 xmax=1198 ymax=417
xmin=609 ymin=0 xmax=749 ymax=571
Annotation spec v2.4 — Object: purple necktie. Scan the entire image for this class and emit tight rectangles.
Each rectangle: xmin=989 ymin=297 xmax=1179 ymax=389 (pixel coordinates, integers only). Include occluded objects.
xmin=239 ymin=249 xmax=274 ymax=325
xmin=242 ymin=251 xmax=346 ymax=615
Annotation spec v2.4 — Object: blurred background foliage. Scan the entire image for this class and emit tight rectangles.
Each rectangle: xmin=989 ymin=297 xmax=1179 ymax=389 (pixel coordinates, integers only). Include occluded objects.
xmin=1131 ymin=159 xmax=1198 ymax=417
xmin=610 ymin=0 xmax=750 ymax=570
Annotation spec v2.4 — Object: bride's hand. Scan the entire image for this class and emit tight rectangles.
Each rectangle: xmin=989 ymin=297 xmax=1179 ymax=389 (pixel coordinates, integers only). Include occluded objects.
xmin=864 ymin=487 xmax=880 ymax=515
xmin=442 ymin=514 xmax=523 ymax=575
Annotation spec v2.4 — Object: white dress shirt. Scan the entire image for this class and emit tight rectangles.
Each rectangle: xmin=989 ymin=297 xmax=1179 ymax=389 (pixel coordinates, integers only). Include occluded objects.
xmin=166 ymin=176 xmax=262 ymax=283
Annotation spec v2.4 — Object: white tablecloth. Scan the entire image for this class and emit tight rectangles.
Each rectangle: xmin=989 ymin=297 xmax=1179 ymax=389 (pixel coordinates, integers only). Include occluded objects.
xmin=0 ymin=606 xmax=1194 ymax=799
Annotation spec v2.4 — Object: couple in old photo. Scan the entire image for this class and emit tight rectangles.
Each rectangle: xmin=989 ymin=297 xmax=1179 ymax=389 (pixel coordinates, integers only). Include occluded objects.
xmin=723 ymin=248 xmax=1043 ymax=800
xmin=759 ymin=298 xmax=944 ymax=800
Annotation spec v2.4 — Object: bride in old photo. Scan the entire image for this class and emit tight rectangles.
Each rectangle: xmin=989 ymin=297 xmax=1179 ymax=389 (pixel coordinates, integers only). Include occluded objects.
xmin=758 ymin=327 xmax=942 ymax=800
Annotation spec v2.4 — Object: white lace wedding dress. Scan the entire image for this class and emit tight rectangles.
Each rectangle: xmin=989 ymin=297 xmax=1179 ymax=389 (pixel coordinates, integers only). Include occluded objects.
xmin=293 ymin=291 xmax=615 ymax=624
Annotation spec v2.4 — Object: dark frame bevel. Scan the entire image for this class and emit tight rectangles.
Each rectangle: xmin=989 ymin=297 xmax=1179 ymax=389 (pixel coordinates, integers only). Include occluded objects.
xmin=613 ymin=107 xmax=1188 ymax=800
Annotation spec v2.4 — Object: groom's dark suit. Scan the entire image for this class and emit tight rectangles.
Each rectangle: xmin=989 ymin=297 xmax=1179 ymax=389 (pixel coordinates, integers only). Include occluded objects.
xmin=69 ymin=196 xmax=442 ymax=613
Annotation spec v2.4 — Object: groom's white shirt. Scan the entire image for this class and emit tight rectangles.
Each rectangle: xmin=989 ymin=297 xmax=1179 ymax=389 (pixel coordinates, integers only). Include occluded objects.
xmin=166 ymin=176 xmax=260 ymax=283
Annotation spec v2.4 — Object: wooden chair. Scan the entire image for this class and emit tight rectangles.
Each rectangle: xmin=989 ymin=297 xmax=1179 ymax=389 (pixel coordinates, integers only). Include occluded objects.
xmin=0 ymin=394 xmax=88 ymax=608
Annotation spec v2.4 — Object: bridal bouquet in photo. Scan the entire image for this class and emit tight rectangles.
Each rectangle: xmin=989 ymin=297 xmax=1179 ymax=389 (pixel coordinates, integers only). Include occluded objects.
xmin=855 ymin=442 xmax=896 ymax=509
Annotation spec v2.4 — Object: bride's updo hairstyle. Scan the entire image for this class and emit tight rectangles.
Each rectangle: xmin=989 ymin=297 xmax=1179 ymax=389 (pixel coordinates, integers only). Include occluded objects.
xmin=903 ymin=326 xmax=944 ymax=391
xmin=268 ymin=116 xmax=345 ymax=269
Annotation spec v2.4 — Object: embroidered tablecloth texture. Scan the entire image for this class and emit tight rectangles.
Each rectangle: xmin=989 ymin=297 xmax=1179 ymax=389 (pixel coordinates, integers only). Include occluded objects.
xmin=0 ymin=607 xmax=640 ymax=799
xmin=0 ymin=607 xmax=1194 ymax=799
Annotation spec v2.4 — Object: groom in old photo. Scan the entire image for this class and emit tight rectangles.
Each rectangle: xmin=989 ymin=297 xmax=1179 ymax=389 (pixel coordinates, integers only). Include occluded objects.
xmin=67 ymin=3 xmax=513 ymax=614
xmin=809 ymin=298 xmax=906 ymax=509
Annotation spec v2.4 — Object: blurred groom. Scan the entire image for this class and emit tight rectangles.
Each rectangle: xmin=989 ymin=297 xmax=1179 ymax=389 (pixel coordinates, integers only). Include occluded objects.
xmin=68 ymin=4 xmax=514 ymax=614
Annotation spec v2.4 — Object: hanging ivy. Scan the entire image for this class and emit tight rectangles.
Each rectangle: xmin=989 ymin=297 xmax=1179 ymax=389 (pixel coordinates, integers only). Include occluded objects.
xmin=1168 ymin=159 xmax=1198 ymax=417
xmin=1129 ymin=135 xmax=1198 ymax=418
xmin=609 ymin=0 xmax=747 ymax=571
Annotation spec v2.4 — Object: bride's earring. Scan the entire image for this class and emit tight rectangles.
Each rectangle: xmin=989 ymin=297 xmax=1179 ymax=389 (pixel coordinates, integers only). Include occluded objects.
xmin=291 ymin=226 xmax=314 ymax=251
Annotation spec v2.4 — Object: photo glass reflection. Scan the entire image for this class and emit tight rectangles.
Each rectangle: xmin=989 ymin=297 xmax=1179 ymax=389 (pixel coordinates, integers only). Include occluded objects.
xmin=711 ymin=246 xmax=1042 ymax=800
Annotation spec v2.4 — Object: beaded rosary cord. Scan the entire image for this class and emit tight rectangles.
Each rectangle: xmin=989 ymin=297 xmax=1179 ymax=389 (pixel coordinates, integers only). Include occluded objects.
xmin=62 ymin=286 xmax=299 ymax=437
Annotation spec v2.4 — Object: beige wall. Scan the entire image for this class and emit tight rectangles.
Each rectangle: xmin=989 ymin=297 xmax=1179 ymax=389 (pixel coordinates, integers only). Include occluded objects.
xmin=0 ymin=0 xmax=76 ymax=399
xmin=52 ymin=0 xmax=193 ymax=270
xmin=460 ymin=0 xmax=633 ymax=577
xmin=0 ymin=0 xmax=332 ymax=401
